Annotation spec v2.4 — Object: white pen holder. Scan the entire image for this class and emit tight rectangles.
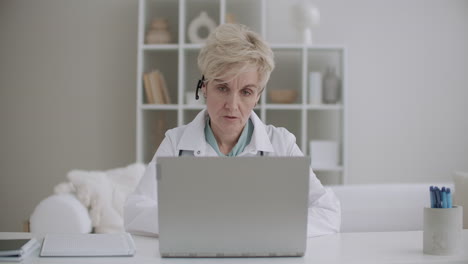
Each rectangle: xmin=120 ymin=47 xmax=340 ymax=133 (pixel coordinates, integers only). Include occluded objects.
xmin=423 ymin=206 xmax=463 ymax=255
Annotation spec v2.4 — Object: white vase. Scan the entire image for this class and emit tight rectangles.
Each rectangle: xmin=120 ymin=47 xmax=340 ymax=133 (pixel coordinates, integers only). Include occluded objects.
xmin=322 ymin=67 xmax=341 ymax=104
xmin=187 ymin=11 xmax=216 ymax=44
xmin=309 ymin=72 xmax=322 ymax=104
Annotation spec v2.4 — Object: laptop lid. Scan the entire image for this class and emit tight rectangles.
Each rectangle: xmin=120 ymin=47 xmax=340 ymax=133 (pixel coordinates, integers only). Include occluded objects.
xmin=156 ymin=156 xmax=310 ymax=258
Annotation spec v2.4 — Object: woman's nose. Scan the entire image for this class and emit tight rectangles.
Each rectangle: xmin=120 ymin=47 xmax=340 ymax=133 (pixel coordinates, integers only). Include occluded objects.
xmin=224 ymin=93 xmax=239 ymax=110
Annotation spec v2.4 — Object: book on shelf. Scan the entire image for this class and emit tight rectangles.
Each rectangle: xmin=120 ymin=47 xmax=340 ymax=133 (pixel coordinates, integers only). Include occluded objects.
xmin=143 ymin=72 xmax=155 ymax=104
xmin=143 ymin=70 xmax=171 ymax=104
xmin=158 ymin=71 xmax=171 ymax=104
xmin=149 ymin=70 xmax=165 ymax=104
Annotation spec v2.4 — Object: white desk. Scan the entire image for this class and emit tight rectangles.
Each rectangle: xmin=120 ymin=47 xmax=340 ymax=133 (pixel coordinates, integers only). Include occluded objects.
xmin=1 ymin=231 xmax=467 ymax=264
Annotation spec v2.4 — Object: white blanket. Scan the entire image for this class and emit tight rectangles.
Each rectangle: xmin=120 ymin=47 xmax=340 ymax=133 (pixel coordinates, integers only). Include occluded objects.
xmin=54 ymin=163 xmax=145 ymax=233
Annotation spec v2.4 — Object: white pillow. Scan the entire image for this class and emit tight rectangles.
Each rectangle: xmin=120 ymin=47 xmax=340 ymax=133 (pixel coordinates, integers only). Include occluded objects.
xmin=30 ymin=194 xmax=92 ymax=234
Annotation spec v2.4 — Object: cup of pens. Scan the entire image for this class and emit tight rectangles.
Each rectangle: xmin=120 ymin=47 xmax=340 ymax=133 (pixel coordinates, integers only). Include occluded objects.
xmin=423 ymin=186 xmax=463 ymax=255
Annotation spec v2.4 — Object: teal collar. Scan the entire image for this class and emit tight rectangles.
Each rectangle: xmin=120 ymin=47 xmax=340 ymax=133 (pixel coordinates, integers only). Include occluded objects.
xmin=205 ymin=117 xmax=254 ymax=157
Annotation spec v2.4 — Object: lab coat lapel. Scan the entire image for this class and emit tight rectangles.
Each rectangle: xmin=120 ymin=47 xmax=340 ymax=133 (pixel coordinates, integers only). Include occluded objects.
xmin=243 ymin=111 xmax=275 ymax=155
xmin=176 ymin=109 xmax=208 ymax=154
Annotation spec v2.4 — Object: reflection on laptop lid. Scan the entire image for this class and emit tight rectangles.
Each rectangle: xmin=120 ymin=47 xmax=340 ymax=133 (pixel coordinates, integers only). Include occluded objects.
xmin=156 ymin=156 xmax=310 ymax=258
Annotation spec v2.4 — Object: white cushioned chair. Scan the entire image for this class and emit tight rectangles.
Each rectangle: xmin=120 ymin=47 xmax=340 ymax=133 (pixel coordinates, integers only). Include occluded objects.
xmin=30 ymin=182 xmax=454 ymax=234
xmin=29 ymin=163 xmax=145 ymax=234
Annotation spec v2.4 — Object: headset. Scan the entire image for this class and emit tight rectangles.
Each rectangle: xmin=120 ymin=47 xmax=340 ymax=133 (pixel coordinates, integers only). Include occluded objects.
xmin=195 ymin=75 xmax=205 ymax=100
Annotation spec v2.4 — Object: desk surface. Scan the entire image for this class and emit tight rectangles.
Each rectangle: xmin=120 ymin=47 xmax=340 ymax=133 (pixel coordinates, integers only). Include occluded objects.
xmin=1 ymin=231 xmax=467 ymax=264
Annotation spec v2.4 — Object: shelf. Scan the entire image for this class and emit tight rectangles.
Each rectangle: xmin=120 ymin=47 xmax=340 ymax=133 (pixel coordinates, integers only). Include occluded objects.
xmin=270 ymin=44 xmax=345 ymax=51
xmin=142 ymin=44 xmax=179 ymax=50
xmin=312 ymin=166 xmax=344 ymax=172
xmin=263 ymin=104 xmax=343 ymax=110
xmin=141 ymin=104 xmax=327 ymax=111
xmin=307 ymin=104 xmax=343 ymax=110
xmin=140 ymin=43 xmax=346 ymax=51
xmin=270 ymin=43 xmax=306 ymax=50
xmin=264 ymin=104 xmax=303 ymax=110
xmin=141 ymin=104 xmax=179 ymax=110
xmin=137 ymin=0 xmax=347 ymax=184
xmin=305 ymin=45 xmax=346 ymax=51
xmin=182 ymin=104 xmax=206 ymax=110
xmin=182 ymin=43 xmax=204 ymax=50
xmin=141 ymin=45 xmax=334 ymax=54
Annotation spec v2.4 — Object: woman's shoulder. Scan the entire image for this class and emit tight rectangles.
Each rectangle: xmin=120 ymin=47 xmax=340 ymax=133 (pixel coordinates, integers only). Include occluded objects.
xmin=164 ymin=124 xmax=189 ymax=139
xmin=263 ymin=123 xmax=297 ymax=143
xmin=153 ymin=125 xmax=190 ymax=159
xmin=164 ymin=109 xmax=206 ymax=141
xmin=258 ymin=123 xmax=300 ymax=156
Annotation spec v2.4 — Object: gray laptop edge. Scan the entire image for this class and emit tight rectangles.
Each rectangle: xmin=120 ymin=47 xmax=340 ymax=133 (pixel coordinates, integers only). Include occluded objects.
xmin=156 ymin=156 xmax=310 ymax=258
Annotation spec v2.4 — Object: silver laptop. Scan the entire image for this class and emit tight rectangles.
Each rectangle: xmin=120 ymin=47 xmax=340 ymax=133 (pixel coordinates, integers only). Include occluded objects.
xmin=156 ymin=156 xmax=310 ymax=258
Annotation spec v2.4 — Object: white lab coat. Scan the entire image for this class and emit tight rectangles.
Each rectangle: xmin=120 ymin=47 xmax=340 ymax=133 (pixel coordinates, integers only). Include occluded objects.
xmin=124 ymin=109 xmax=341 ymax=237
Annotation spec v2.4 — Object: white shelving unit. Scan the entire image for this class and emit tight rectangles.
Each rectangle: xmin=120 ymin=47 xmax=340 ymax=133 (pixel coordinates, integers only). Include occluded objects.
xmin=136 ymin=0 xmax=348 ymax=185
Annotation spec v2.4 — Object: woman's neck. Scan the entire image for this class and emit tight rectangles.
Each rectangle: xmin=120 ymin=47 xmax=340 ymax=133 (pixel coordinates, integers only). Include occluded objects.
xmin=211 ymin=122 xmax=244 ymax=155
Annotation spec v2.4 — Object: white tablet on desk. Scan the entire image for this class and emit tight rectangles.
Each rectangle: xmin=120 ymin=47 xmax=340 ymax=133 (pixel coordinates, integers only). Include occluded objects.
xmin=40 ymin=233 xmax=135 ymax=257
xmin=156 ymin=156 xmax=310 ymax=258
xmin=0 ymin=238 xmax=40 ymax=261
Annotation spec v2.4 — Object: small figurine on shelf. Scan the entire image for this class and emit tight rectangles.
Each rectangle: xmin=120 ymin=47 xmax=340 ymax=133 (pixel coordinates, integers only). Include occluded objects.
xmin=187 ymin=11 xmax=217 ymax=44
xmin=145 ymin=18 xmax=172 ymax=44
xmin=225 ymin=13 xmax=236 ymax=24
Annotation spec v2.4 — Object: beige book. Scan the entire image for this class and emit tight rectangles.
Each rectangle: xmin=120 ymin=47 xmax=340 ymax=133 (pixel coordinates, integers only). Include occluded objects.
xmin=158 ymin=70 xmax=171 ymax=104
xmin=143 ymin=73 xmax=155 ymax=104
xmin=149 ymin=70 xmax=165 ymax=104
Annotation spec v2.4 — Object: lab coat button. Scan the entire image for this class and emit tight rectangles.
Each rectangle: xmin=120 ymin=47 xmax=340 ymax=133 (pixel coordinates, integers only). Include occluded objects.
xmin=196 ymin=150 xmax=201 ymax=155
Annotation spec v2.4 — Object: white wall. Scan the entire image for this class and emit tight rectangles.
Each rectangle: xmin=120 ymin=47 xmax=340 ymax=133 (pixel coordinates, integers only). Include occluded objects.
xmin=322 ymin=0 xmax=468 ymax=183
xmin=0 ymin=0 xmax=138 ymax=231
xmin=268 ymin=0 xmax=468 ymax=183
xmin=1 ymin=0 xmax=467 ymax=231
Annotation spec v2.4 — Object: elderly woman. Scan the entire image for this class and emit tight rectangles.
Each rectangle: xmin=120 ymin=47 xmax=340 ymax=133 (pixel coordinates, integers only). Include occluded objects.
xmin=124 ymin=23 xmax=340 ymax=237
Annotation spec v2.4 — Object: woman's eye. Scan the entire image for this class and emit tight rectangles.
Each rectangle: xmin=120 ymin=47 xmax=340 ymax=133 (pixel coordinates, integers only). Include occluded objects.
xmin=242 ymin=89 xmax=252 ymax=96
xmin=217 ymin=86 xmax=228 ymax=92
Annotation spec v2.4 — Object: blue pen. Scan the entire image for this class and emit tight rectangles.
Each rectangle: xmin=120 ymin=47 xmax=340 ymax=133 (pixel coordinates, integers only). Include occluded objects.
xmin=447 ymin=188 xmax=452 ymax=208
xmin=434 ymin=187 xmax=441 ymax=208
xmin=430 ymin=186 xmax=436 ymax=208
xmin=441 ymin=187 xmax=447 ymax=208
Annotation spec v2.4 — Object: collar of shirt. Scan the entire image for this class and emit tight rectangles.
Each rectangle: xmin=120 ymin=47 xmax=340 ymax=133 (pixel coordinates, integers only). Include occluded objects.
xmin=176 ymin=109 xmax=274 ymax=156
xmin=205 ymin=117 xmax=253 ymax=157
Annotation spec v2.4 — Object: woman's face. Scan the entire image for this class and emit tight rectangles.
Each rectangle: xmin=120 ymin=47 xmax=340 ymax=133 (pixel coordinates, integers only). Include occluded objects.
xmin=203 ymin=70 xmax=262 ymax=139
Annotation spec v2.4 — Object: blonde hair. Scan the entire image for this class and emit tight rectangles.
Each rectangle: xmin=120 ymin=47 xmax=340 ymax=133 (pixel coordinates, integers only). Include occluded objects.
xmin=197 ymin=23 xmax=275 ymax=90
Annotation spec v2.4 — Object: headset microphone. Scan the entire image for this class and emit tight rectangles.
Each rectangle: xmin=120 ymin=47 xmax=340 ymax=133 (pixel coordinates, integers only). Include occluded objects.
xmin=195 ymin=75 xmax=205 ymax=100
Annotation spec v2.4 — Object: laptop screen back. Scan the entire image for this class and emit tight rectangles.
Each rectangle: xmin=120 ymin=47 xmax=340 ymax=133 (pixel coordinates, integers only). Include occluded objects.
xmin=156 ymin=156 xmax=310 ymax=257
